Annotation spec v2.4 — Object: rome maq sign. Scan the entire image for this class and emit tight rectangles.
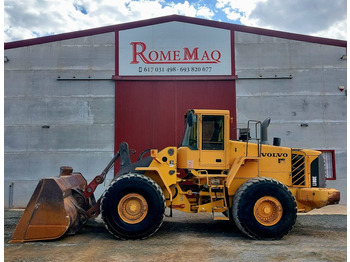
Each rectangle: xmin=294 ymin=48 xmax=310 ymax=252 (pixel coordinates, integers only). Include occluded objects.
xmin=118 ymin=22 xmax=232 ymax=76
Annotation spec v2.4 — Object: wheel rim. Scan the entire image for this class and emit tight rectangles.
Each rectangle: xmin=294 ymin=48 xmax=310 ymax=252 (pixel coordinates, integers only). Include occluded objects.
xmin=118 ymin=193 xmax=148 ymax=224
xmin=253 ymin=196 xmax=283 ymax=226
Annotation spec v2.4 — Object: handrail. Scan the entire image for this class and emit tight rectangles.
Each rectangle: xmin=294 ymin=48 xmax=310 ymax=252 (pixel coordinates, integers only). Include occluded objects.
xmin=246 ymin=120 xmax=262 ymax=157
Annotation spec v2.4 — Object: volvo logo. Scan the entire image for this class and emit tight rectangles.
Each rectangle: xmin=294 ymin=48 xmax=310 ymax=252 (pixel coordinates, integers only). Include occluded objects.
xmin=261 ymin=152 xmax=288 ymax=157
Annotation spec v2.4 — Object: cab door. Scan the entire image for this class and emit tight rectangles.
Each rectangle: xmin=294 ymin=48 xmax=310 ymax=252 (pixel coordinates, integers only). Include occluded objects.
xmin=199 ymin=114 xmax=226 ymax=168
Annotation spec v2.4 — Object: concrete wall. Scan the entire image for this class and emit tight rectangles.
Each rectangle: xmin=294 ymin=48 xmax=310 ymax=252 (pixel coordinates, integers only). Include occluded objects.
xmin=235 ymin=32 xmax=347 ymax=203
xmin=4 ymin=33 xmax=116 ymax=208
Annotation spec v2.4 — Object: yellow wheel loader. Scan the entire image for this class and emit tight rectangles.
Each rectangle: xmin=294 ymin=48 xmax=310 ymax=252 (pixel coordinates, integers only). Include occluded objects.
xmin=10 ymin=109 xmax=340 ymax=243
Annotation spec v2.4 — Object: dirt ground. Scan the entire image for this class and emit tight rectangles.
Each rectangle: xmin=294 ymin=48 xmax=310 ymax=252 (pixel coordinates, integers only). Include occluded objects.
xmin=4 ymin=208 xmax=347 ymax=262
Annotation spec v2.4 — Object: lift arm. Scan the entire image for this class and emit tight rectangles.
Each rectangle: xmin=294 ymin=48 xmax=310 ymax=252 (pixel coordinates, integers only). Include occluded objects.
xmin=83 ymin=142 xmax=132 ymax=198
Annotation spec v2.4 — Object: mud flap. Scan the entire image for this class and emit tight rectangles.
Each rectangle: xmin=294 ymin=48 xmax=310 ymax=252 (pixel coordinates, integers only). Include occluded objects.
xmin=9 ymin=170 xmax=88 ymax=243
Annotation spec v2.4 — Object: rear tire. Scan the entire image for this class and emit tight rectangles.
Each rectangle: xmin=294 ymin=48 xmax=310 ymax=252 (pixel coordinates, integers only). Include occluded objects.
xmin=232 ymin=177 xmax=297 ymax=240
xmin=101 ymin=173 xmax=165 ymax=240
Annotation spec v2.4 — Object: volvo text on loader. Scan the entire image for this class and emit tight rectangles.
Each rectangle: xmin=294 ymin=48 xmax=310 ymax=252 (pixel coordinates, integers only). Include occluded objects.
xmin=10 ymin=109 xmax=340 ymax=243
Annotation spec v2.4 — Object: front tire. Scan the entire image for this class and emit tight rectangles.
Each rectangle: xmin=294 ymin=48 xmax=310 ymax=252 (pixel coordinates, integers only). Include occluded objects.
xmin=232 ymin=177 xmax=297 ymax=240
xmin=101 ymin=173 xmax=165 ymax=240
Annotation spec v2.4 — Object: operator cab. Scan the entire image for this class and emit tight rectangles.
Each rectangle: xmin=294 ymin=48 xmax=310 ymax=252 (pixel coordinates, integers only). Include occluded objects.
xmin=178 ymin=109 xmax=230 ymax=170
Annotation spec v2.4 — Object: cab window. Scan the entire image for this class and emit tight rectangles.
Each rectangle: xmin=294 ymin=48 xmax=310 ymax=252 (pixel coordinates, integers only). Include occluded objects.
xmin=202 ymin=115 xmax=224 ymax=150
xmin=181 ymin=114 xmax=198 ymax=150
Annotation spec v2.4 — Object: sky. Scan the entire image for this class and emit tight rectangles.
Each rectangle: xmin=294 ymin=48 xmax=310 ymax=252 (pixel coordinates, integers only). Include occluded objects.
xmin=3 ymin=0 xmax=348 ymax=42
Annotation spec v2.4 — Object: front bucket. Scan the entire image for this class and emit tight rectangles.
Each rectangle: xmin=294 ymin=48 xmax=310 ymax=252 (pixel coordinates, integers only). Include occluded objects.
xmin=9 ymin=168 xmax=88 ymax=243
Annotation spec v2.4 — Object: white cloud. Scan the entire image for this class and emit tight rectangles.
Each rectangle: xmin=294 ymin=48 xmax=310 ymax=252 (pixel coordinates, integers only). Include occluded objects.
xmin=196 ymin=5 xmax=215 ymax=18
xmin=216 ymin=0 xmax=267 ymax=18
xmin=215 ymin=0 xmax=347 ymax=40
xmin=4 ymin=0 xmax=214 ymax=42
xmin=4 ymin=0 xmax=347 ymax=42
xmin=5 ymin=0 xmax=96 ymax=41
xmin=223 ymin=8 xmax=241 ymax=21
xmin=312 ymin=19 xmax=347 ymax=40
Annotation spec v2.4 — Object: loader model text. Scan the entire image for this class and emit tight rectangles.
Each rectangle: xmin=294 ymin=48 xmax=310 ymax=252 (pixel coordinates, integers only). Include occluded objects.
xmin=130 ymin=42 xmax=221 ymax=64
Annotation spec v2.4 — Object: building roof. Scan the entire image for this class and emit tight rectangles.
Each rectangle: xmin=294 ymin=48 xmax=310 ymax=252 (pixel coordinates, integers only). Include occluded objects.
xmin=5 ymin=14 xmax=347 ymax=50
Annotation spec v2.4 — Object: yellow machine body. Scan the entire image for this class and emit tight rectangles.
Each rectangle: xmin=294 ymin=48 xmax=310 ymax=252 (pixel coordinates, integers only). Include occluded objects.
xmin=138 ymin=109 xmax=339 ymax=215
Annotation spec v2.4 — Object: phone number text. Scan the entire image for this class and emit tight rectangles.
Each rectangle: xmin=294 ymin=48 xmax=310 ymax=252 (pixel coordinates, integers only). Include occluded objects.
xmin=138 ymin=66 xmax=213 ymax=74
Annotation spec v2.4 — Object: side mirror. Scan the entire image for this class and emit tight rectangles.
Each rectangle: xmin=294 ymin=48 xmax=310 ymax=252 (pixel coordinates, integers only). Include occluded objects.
xmin=187 ymin=112 xmax=194 ymax=127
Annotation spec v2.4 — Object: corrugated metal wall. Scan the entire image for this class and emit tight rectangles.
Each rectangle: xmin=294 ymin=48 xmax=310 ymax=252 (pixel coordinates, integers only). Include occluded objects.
xmin=4 ymin=33 xmax=116 ymax=207
xmin=234 ymin=32 xmax=347 ymax=203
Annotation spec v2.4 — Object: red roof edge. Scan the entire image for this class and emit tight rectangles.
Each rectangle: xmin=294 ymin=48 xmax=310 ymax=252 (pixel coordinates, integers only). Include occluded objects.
xmin=4 ymin=15 xmax=347 ymax=50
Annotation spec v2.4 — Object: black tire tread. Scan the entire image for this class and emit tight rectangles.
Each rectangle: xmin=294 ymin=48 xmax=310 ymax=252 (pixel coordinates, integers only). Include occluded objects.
xmin=100 ymin=173 xmax=165 ymax=240
xmin=232 ymin=177 xmax=297 ymax=240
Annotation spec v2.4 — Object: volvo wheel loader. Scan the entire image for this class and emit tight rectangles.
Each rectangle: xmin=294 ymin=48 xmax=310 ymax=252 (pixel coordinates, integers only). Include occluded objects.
xmin=10 ymin=109 xmax=340 ymax=243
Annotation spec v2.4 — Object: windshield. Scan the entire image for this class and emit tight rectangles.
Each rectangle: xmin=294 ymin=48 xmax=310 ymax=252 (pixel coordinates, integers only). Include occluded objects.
xmin=181 ymin=114 xmax=198 ymax=149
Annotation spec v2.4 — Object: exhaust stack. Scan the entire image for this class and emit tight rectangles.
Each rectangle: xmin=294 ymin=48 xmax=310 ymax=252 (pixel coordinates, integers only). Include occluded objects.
xmin=261 ymin=118 xmax=271 ymax=145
